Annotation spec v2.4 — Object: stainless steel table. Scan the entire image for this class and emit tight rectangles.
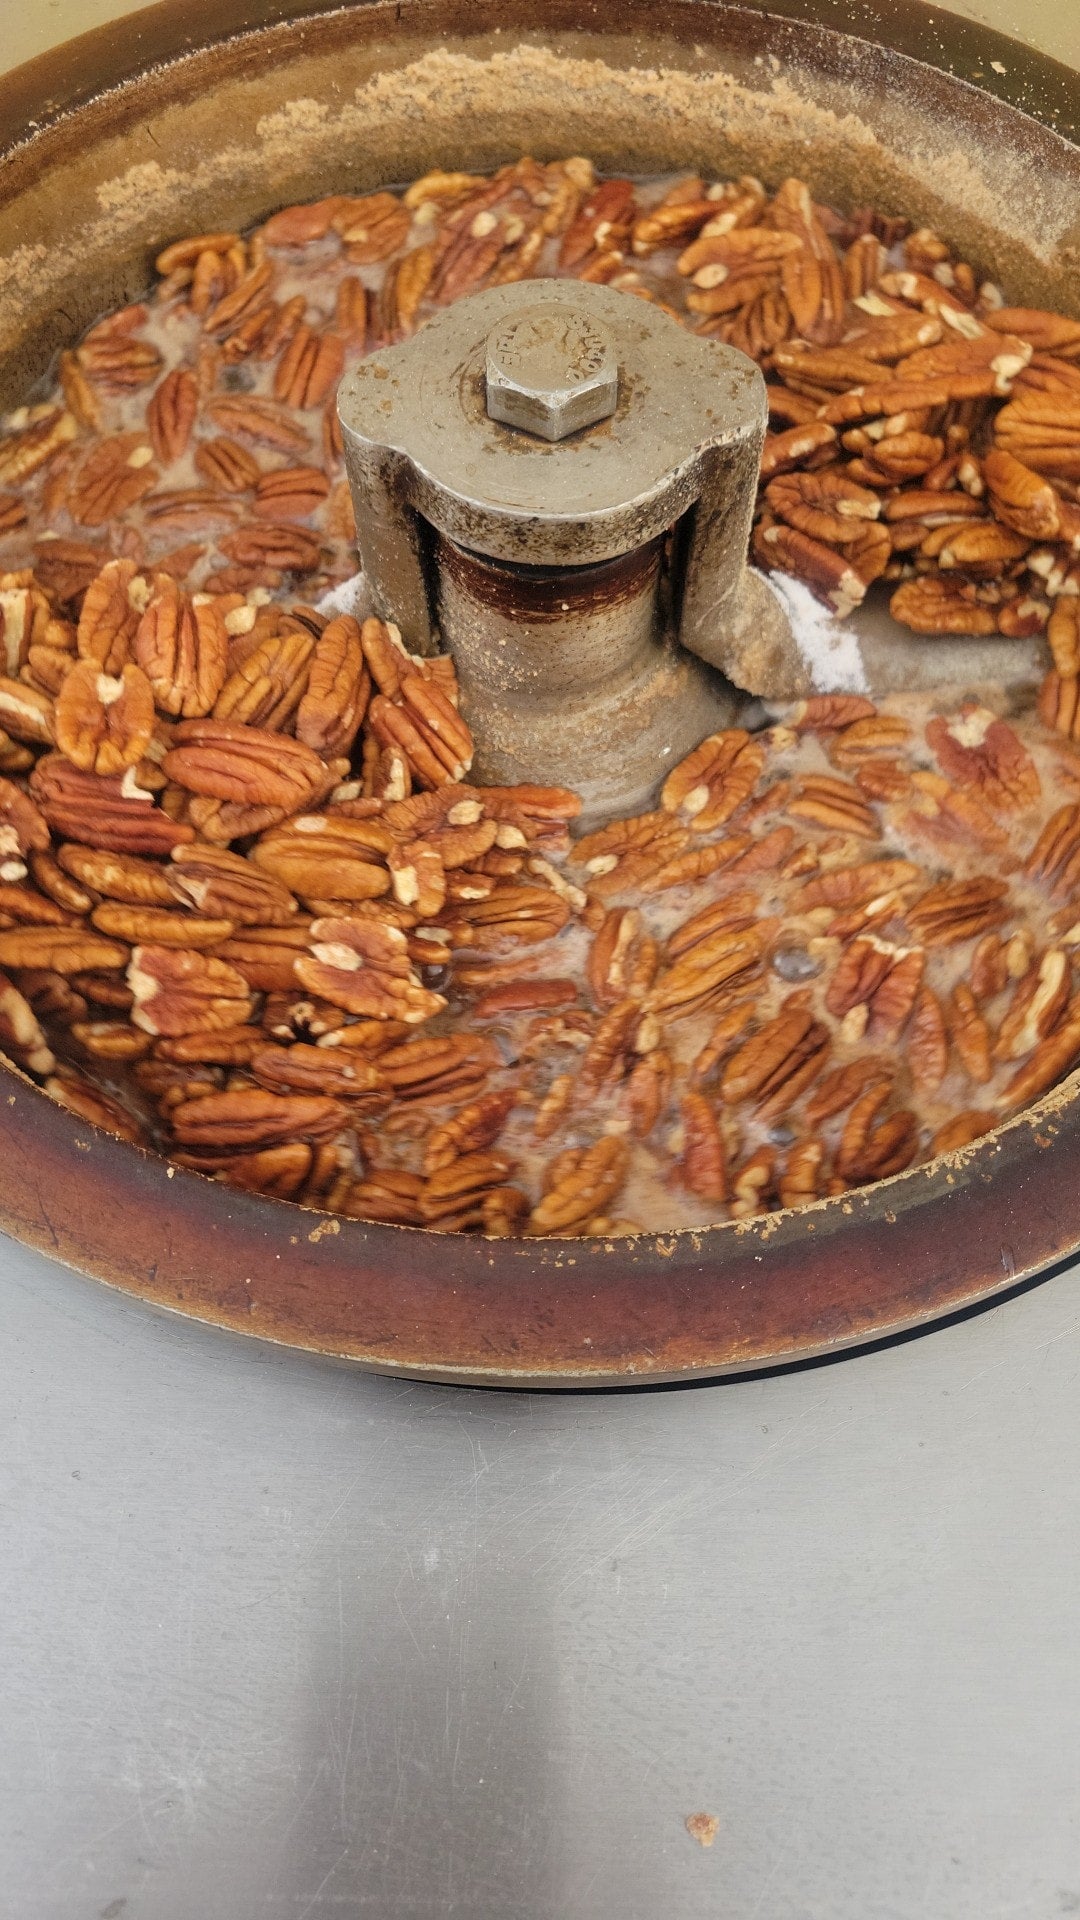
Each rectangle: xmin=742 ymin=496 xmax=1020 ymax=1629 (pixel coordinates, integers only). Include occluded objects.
xmin=2 ymin=1234 xmax=1079 ymax=1920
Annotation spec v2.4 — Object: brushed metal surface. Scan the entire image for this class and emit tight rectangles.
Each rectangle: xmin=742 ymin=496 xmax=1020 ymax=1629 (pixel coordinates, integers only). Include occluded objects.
xmin=3 ymin=1230 xmax=1080 ymax=1918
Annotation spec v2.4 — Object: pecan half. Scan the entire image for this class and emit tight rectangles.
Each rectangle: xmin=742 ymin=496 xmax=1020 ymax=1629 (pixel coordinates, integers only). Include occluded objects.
xmin=53 ymin=660 xmax=155 ymax=776
xmin=128 ymin=945 xmax=254 ymax=1035
xmin=661 ymin=730 xmax=765 ymax=829
xmin=30 ymin=756 xmax=193 ymax=855
xmin=296 ymin=917 xmax=445 ymax=1024
xmin=135 ymin=576 xmax=228 ymax=717
xmin=528 ymin=1136 xmax=630 ymax=1234
xmin=163 ymin=719 xmax=326 ymax=811
xmin=925 ymin=706 xmax=1040 ymax=813
xmin=170 ymin=1086 xmax=347 ymax=1149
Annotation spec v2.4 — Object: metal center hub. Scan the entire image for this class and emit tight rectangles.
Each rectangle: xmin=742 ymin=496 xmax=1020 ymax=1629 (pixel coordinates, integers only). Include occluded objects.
xmin=485 ymin=301 xmax=618 ymax=441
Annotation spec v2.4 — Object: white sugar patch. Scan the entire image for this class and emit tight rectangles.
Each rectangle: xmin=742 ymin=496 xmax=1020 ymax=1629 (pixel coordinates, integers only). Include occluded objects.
xmin=315 ymin=572 xmax=375 ymax=621
xmin=756 ymin=567 xmax=869 ymax=694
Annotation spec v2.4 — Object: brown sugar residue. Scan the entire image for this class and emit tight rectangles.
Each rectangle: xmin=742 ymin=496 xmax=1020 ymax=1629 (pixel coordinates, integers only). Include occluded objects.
xmin=685 ymin=1811 xmax=720 ymax=1848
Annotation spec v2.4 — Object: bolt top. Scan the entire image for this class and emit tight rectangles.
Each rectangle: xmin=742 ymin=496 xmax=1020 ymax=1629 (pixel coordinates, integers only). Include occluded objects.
xmin=485 ymin=302 xmax=618 ymax=442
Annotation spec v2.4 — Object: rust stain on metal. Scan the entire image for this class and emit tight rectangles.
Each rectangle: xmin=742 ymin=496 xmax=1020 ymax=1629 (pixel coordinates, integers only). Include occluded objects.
xmin=436 ymin=534 xmax=663 ymax=623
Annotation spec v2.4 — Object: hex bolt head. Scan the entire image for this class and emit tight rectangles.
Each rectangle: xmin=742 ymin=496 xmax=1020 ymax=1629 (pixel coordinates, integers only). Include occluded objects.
xmin=485 ymin=301 xmax=618 ymax=442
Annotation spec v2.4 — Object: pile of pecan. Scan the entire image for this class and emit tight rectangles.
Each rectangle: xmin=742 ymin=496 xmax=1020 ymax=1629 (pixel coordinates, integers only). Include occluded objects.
xmin=0 ymin=157 xmax=1079 ymax=1235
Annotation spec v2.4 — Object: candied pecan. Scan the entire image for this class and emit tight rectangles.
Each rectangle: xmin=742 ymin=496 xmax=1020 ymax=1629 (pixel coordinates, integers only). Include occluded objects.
xmin=273 ymin=325 xmax=345 ymax=411
xmin=248 ymin=1042 xmax=387 ymax=1103
xmin=994 ymin=949 xmax=1070 ymax=1060
xmin=786 ymin=776 xmax=879 ymax=840
xmin=579 ymin=998 xmax=641 ymax=1094
xmin=0 ymin=777 xmax=49 ymax=881
xmin=825 ymin=935 xmax=923 ymax=1035
xmin=0 ymin=925 xmax=127 ymax=974
xmin=0 ymin=580 xmax=51 ymax=675
xmin=444 ymin=884 xmax=569 ymax=951
xmin=785 ymin=698 xmax=874 ymax=738
xmin=0 ymin=970 xmax=55 ymax=1075
xmin=528 ymin=1136 xmax=630 ymax=1234
xmin=755 ymin=521 xmax=866 ymax=616
xmin=170 ymin=1086 xmax=346 ymax=1149
xmin=215 ymin=925 xmax=311 ymax=993
xmin=90 ymin=902 xmax=233 ymax=947
xmin=251 ymin=817 xmax=390 ymax=905
xmin=163 ymin=719 xmax=326 ymax=811
xmin=932 ymin=522 xmax=1030 ymax=572
xmin=55 ymin=842 xmax=171 ymax=905
xmin=0 ymin=407 xmax=77 ymax=487
xmin=948 ymin=981 xmax=992 ymax=1083
xmin=45 ymin=1068 xmax=146 ymax=1144
xmin=615 ymin=1043 xmax=668 ymax=1139
xmin=763 ymin=417 xmax=840 ymax=481
xmin=0 ymin=880 xmax=73 ymax=927
xmin=1025 ymin=803 xmax=1080 ymax=898
xmin=472 ymin=978 xmax=575 ymax=1019
xmin=770 ymin=178 xmax=846 ymax=345
xmin=0 ymin=678 xmax=52 ymax=746
xmin=71 ymin=1019 xmax=152 ymax=1062
xmin=1039 ymin=672 xmax=1080 ymax=743
xmin=128 ymin=944 xmax=254 ymax=1035
xmin=805 ymin=1057 xmax=891 ymax=1126
xmin=253 ymin=466 xmax=331 ymax=523
xmin=676 ymin=1092 xmax=727 ymax=1203
xmin=928 ymin=1111 xmax=992 ymax=1155
xmin=335 ymin=1168 xmax=424 ymax=1226
xmin=74 ymin=560 xmax=143 ymax=670
xmin=194 ymin=438 xmax=261 ymax=492
xmin=366 ymin=691 xmax=464 ymax=791
xmin=421 ymin=1090 xmax=516 ymax=1174
xmin=53 ymin=659 xmax=155 ymax=776
xmin=67 ymin=433 xmax=158 ymax=525
xmin=925 ymin=706 xmax=1040 ymax=813
xmin=27 ymin=847 xmax=90 ymax=914
xmin=205 ymin=394 xmax=310 ymax=454
xmin=296 ymin=916 xmax=444 ymax=1024
xmin=765 ymin=469 xmax=882 ymax=547
xmin=906 ymin=985 xmax=950 ymax=1093
xmin=794 ymin=858 xmax=920 ymax=912
xmin=648 ymin=926 xmax=764 ymax=1018
xmin=835 ymin=1082 xmax=917 ymax=1181
xmin=30 ymin=756 xmax=193 ymax=855
xmin=661 ymin=730 xmax=765 ymax=830
xmin=213 ymin=626 xmax=313 ymax=730
xmin=585 ymin=906 xmax=653 ymax=1009
xmin=333 ymin=192 xmax=412 ymax=262
xmin=147 ymin=368 xmax=199 ymax=466
xmin=418 ymin=1150 xmax=520 ymax=1228
xmin=1047 ymin=602 xmax=1080 ymax=680
xmin=996 ymin=1001 xmax=1080 ymax=1112
xmin=378 ymin=1033 xmax=499 ymax=1102
xmin=720 ymin=1004 xmax=829 ymax=1117
xmin=728 ymin=1146 xmax=777 ymax=1218
xmin=630 ymin=177 xmax=716 ymax=255
xmin=982 ymin=447 xmax=1062 ymax=540
xmin=905 ymin=876 xmax=1009 ymax=945
xmin=217 ymin=524 xmax=322 ymax=576
xmin=176 ymin=1142 xmax=314 ymax=1198
xmin=154 ymin=1025 xmax=265 ymax=1066
xmin=0 ymin=492 xmax=26 ymax=534
xmin=292 ymin=615 xmax=370 ymax=758
xmin=168 ymin=842 xmax=296 ymax=926
xmin=134 ymin=576 xmax=228 ymax=717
